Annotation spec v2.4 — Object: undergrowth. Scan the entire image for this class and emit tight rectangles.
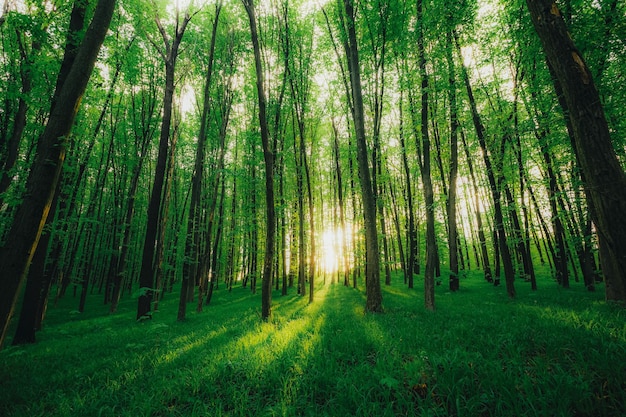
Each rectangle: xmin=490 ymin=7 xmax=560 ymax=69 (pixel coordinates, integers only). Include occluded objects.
xmin=1 ymin=273 xmax=625 ymax=416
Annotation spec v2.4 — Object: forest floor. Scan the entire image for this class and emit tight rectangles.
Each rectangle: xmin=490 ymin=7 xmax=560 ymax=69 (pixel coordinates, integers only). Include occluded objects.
xmin=1 ymin=272 xmax=625 ymax=416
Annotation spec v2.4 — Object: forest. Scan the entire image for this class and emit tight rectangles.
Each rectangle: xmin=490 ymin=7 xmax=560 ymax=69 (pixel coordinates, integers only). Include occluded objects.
xmin=1 ymin=0 xmax=626 ymax=415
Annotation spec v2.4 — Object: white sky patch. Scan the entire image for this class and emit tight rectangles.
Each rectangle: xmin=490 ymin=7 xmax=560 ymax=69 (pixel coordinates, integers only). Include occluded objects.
xmin=178 ymin=83 xmax=196 ymax=116
xmin=168 ymin=0 xmax=194 ymax=12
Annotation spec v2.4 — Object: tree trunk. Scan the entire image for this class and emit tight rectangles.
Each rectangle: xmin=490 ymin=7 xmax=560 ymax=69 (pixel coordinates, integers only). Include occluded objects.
xmin=179 ymin=3 xmax=221 ymax=320
xmin=446 ymin=29 xmax=460 ymax=292
xmin=11 ymin=0 xmax=92 ymax=345
xmin=0 ymin=0 xmax=116 ymax=349
xmin=341 ymin=0 xmax=382 ymax=312
xmin=456 ymin=33 xmax=516 ymax=297
xmin=461 ymin=130 xmax=492 ymax=282
xmin=138 ymin=9 xmax=192 ymax=320
xmin=332 ymin=119 xmax=350 ymax=286
xmin=397 ymin=84 xmax=418 ymax=288
xmin=110 ymin=86 xmax=156 ymax=313
xmin=526 ymin=0 xmax=626 ymax=301
xmin=294 ymin=122 xmax=306 ymax=296
xmin=244 ymin=0 xmax=276 ymax=320
xmin=416 ymin=0 xmax=435 ymax=310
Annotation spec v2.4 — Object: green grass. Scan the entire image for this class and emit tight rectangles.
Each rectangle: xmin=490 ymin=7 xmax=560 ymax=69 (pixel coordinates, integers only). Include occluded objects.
xmin=1 ymin=273 xmax=625 ymax=416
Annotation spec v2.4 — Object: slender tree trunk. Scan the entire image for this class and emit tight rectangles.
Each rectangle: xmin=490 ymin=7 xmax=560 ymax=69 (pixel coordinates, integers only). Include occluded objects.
xmin=332 ymin=119 xmax=350 ymax=286
xmin=154 ymin=120 xmax=178 ymax=312
xmin=138 ymin=9 xmax=192 ymax=320
xmin=388 ymin=180 xmax=406 ymax=281
xmin=397 ymin=86 xmax=417 ymax=287
xmin=206 ymin=180 xmax=226 ymax=305
xmin=415 ymin=0 xmax=435 ymax=309
xmin=244 ymin=0 xmax=276 ymax=320
xmin=110 ymin=88 xmax=156 ymax=313
xmin=179 ymin=5 xmax=221 ymax=320
xmin=456 ymin=33 xmax=516 ymax=297
xmin=291 ymin=95 xmax=315 ymax=303
xmin=304 ymin=137 xmax=316 ymax=303
xmin=461 ymin=130 xmax=492 ymax=282
xmin=446 ymin=29 xmax=459 ymax=292
xmin=78 ymin=133 xmax=113 ymax=313
xmin=294 ymin=119 xmax=306 ymax=296
xmin=512 ymin=100 xmax=537 ymax=290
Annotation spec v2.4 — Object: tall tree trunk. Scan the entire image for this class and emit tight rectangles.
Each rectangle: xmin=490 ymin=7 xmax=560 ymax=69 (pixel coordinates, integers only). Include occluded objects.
xmin=456 ymin=33 xmax=516 ymax=297
xmin=111 ymin=86 xmax=157 ymax=313
xmin=526 ymin=0 xmax=626 ymax=300
xmin=78 ymin=131 xmax=114 ymax=313
xmin=341 ymin=0 xmax=382 ymax=312
xmin=388 ymin=180 xmax=407 ymax=282
xmin=294 ymin=118 xmax=306 ymax=296
xmin=179 ymin=4 xmax=221 ymax=320
xmin=303 ymin=134 xmax=316 ymax=303
xmin=138 ymin=8 xmax=192 ymax=320
xmin=397 ymin=84 xmax=417 ymax=287
xmin=445 ymin=29 xmax=459 ymax=292
xmin=461 ymin=130 xmax=492 ymax=282
xmin=0 ymin=0 xmax=116 ymax=349
xmin=206 ymin=180 xmax=226 ymax=305
xmin=332 ymin=119 xmax=350 ymax=286
xmin=416 ymin=0 xmax=435 ymax=310
xmin=11 ymin=0 xmax=95 ymax=344
xmin=154 ymin=119 xmax=178 ymax=312
xmin=244 ymin=0 xmax=276 ymax=320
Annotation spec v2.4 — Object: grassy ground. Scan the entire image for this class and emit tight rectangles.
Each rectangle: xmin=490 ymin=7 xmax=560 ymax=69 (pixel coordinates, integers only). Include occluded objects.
xmin=1 ymin=273 xmax=625 ymax=416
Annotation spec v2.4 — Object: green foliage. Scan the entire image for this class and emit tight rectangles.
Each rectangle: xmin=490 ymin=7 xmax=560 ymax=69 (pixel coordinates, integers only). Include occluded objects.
xmin=1 ymin=276 xmax=625 ymax=416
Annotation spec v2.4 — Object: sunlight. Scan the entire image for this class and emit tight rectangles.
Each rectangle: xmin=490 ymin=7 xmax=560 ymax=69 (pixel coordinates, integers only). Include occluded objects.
xmin=165 ymin=0 xmax=204 ymax=17
xmin=168 ymin=0 xmax=194 ymax=11
xmin=178 ymin=83 xmax=196 ymax=116
xmin=320 ymin=226 xmax=350 ymax=275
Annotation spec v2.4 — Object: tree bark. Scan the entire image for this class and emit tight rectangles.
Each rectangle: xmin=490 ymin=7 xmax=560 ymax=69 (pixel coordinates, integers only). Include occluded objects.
xmin=341 ymin=0 xmax=383 ymax=312
xmin=397 ymin=86 xmax=417 ymax=288
xmin=179 ymin=4 xmax=221 ymax=321
xmin=138 ymin=8 xmax=192 ymax=320
xmin=0 ymin=0 xmax=116 ymax=349
xmin=244 ymin=0 xmax=276 ymax=320
xmin=526 ymin=0 xmax=626 ymax=301
xmin=416 ymin=0 xmax=435 ymax=310
xmin=456 ymin=33 xmax=516 ymax=297
xmin=331 ymin=119 xmax=350 ymax=286
xmin=445 ymin=29 xmax=460 ymax=292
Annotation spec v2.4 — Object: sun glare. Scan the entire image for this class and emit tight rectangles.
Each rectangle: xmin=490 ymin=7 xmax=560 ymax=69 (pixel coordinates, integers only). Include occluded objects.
xmin=170 ymin=0 xmax=194 ymax=9
xmin=166 ymin=0 xmax=200 ymax=15
xmin=320 ymin=227 xmax=350 ymax=275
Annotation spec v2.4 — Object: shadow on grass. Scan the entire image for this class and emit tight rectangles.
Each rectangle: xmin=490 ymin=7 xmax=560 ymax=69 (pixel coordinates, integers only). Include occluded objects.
xmin=2 ymin=276 xmax=625 ymax=417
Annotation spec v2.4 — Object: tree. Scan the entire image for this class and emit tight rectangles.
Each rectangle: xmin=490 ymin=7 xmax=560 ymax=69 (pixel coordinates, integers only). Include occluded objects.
xmin=456 ymin=32 xmax=517 ymax=298
xmin=137 ymin=4 xmax=194 ymax=320
xmin=339 ymin=0 xmax=383 ymax=313
xmin=179 ymin=2 xmax=223 ymax=321
xmin=413 ymin=0 xmax=436 ymax=310
xmin=525 ymin=0 xmax=626 ymax=301
xmin=243 ymin=0 xmax=276 ymax=320
xmin=0 ymin=0 xmax=117 ymax=349
xmin=445 ymin=26 xmax=460 ymax=292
